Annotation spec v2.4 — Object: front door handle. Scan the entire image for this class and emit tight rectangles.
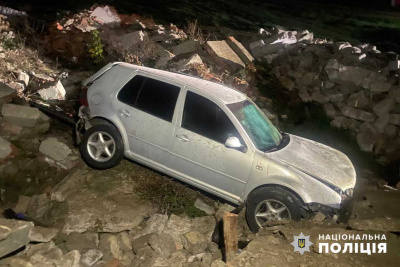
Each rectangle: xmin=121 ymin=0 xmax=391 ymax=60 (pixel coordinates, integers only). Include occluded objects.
xmin=176 ymin=134 xmax=189 ymax=142
xmin=120 ymin=109 xmax=130 ymax=117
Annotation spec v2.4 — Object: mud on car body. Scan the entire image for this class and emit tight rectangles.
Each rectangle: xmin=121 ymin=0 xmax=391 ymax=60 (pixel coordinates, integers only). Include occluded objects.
xmin=76 ymin=62 xmax=356 ymax=232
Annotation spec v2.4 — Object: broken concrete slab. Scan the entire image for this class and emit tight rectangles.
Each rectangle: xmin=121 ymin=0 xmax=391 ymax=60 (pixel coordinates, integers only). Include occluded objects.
xmin=90 ymin=6 xmax=121 ymax=26
xmin=39 ymin=137 xmax=72 ymax=163
xmin=29 ymin=226 xmax=59 ymax=243
xmin=204 ymin=40 xmax=245 ymax=72
xmin=172 ymin=40 xmax=202 ymax=56
xmin=226 ymin=36 xmax=254 ymax=65
xmin=37 ymin=80 xmax=66 ymax=101
xmin=194 ymin=199 xmax=215 ymax=215
xmin=1 ymin=104 xmax=49 ymax=128
xmin=39 ymin=137 xmax=78 ymax=170
xmin=0 ymin=219 xmax=34 ymax=258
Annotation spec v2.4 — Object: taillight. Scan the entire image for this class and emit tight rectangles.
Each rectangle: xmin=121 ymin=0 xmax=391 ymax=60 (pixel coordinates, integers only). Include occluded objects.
xmin=79 ymin=86 xmax=89 ymax=106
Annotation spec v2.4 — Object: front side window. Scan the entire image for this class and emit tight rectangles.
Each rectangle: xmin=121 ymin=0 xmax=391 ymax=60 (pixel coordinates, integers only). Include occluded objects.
xmin=228 ymin=100 xmax=281 ymax=151
xmin=117 ymin=75 xmax=180 ymax=122
xmin=182 ymin=91 xmax=239 ymax=144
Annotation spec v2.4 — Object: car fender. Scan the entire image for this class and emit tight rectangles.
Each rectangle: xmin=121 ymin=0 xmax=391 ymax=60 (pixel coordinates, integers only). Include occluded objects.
xmin=242 ymin=159 xmax=342 ymax=209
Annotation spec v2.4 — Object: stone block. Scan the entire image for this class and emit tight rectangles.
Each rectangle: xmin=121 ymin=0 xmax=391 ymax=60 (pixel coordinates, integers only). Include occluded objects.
xmin=204 ymin=41 xmax=245 ymax=72
xmin=0 ymin=219 xmax=34 ymax=258
xmin=226 ymin=36 xmax=254 ymax=65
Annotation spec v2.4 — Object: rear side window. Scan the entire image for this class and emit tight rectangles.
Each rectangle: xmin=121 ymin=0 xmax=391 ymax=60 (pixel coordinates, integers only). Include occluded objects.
xmin=117 ymin=75 xmax=145 ymax=106
xmin=182 ymin=91 xmax=240 ymax=144
xmin=117 ymin=75 xmax=180 ymax=122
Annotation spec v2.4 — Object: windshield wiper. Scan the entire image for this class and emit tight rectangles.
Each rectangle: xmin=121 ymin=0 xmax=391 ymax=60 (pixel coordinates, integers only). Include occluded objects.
xmin=264 ymin=132 xmax=290 ymax=153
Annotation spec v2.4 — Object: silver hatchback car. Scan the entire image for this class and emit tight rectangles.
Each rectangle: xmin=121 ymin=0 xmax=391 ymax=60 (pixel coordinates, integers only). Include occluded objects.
xmin=78 ymin=62 xmax=356 ymax=232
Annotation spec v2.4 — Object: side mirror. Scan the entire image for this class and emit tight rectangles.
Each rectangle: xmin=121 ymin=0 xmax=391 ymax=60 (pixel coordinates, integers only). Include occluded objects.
xmin=225 ymin=137 xmax=246 ymax=152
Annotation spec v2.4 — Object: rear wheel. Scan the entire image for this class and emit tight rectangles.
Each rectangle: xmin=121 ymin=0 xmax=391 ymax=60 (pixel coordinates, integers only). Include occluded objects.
xmin=80 ymin=124 xmax=124 ymax=169
xmin=246 ymin=187 xmax=302 ymax=232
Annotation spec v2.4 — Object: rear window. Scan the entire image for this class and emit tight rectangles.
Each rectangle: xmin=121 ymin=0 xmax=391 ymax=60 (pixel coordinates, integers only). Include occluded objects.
xmin=117 ymin=75 xmax=180 ymax=122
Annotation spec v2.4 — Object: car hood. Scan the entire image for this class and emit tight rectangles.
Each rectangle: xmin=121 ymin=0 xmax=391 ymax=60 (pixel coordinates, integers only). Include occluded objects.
xmin=270 ymin=134 xmax=356 ymax=190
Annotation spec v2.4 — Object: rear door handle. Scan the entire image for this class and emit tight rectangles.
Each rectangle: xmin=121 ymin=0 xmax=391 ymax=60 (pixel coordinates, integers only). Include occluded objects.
xmin=176 ymin=134 xmax=189 ymax=142
xmin=120 ymin=109 xmax=130 ymax=117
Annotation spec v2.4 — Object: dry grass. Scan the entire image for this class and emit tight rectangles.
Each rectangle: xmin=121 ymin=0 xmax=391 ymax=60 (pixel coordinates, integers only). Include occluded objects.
xmin=123 ymin=35 xmax=158 ymax=66
xmin=185 ymin=20 xmax=209 ymax=44
xmin=0 ymin=42 xmax=53 ymax=83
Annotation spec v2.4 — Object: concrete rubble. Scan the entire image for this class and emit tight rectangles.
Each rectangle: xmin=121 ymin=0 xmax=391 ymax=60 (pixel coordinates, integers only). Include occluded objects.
xmin=204 ymin=41 xmax=245 ymax=72
xmin=0 ymin=219 xmax=34 ymax=258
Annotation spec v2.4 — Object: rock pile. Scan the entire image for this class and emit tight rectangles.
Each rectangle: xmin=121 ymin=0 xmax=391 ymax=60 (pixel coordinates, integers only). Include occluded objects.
xmin=0 ymin=190 xmax=239 ymax=266
xmin=248 ymin=31 xmax=400 ymax=164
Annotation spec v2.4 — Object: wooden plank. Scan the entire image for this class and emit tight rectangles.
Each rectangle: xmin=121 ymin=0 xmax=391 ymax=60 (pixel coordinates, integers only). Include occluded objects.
xmin=223 ymin=212 xmax=238 ymax=263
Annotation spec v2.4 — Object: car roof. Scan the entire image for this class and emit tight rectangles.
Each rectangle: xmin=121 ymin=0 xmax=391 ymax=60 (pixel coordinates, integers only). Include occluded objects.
xmin=117 ymin=62 xmax=247 ymax=105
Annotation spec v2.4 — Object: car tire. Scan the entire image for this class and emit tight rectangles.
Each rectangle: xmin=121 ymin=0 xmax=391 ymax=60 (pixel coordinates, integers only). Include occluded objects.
xmin=80 ymin=123 xmax=124 ymax=170
xmin=246 ymin=186 xmax=302 ymax=233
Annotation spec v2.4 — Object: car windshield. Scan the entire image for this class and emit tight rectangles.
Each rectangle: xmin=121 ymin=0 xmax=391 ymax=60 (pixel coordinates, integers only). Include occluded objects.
xmin=227 ymin=100 xmax=282 ymax=152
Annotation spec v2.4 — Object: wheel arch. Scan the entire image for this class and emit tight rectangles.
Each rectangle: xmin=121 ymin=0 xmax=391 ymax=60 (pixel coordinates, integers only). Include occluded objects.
xmin=245 ymin=184 xmax=306 ymax=206
xmin=90 ymin=116 xmax=117 ymax=127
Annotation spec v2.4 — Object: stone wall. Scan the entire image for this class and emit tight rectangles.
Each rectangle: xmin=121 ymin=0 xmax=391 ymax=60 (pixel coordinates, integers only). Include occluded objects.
xmin=247 ymin=30 xmax=400 ymax=164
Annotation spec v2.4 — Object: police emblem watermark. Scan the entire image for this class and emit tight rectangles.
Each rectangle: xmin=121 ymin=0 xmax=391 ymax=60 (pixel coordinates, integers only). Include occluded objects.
xmin=290 ymin=232 xmax=313 ymax=255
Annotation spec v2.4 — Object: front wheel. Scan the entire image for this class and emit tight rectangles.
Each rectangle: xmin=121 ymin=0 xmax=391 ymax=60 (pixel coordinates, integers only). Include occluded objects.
xmin=246 ymin=187 xmax=302 ymax=233
xmin=80 ymin=124 xmax=124 ymax=169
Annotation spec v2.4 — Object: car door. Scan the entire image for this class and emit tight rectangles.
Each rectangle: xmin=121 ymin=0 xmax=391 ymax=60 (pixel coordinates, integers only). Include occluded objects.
xmin=116 ymin=73 xmax=181 ymax=166
xmin=168 ymin=90 xmax=255 ymax=200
